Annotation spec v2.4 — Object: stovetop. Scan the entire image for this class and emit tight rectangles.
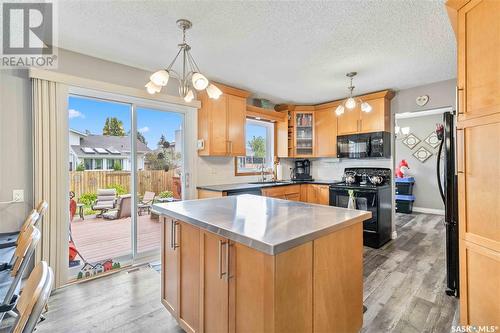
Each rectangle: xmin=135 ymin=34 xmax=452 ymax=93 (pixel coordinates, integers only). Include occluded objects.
xmin=330 ymin=182 xmax=390 ymax=189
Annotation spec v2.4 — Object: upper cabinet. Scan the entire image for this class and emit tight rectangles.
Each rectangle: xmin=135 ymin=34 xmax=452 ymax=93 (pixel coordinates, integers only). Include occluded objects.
xmin=198 ymin=83 xmax=250 ymax=156
xmin=457 ymin=0 xmax=500 ymax=121
xmin=314 ymin=106 xmax=337 ymax=157
xmin=292 ymin=107 xmax=315 ymax=157
xmin=336 ymin=90 xmax=394 ymax=136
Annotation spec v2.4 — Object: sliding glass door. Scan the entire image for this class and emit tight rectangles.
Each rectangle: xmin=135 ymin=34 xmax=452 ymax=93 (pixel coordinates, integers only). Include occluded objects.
xmin=66 ymin=91 xmax=185 ymax=281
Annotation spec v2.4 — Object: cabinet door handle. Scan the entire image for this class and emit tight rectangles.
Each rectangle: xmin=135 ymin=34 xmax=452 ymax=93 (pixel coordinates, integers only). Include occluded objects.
xmin=225 ymin=242 xmax=230 ymax=282
xmin=218 ymin=240 xmax=227 ymax=279
xmin=456 ymin=86 xmax=464 ymax=115
xmin=456 ymin=128 xmax=464 ymax=174
xmin=170 ymin=219 xmax=174 ymax=249
xmin=171 ymin=220 xmax=179 ymax=250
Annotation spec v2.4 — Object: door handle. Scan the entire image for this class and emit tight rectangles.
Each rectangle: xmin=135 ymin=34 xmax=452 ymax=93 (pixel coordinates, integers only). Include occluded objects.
xmin=456 ymin=129 xmax=464 ymax=174
xmin=225 ymin=242 xmax=230 ymax=282
xmin=218 ymin=240 xmax=227 ymax=279
xmin=456 ymin=86 xmax=464 ymax=115
xmin=170 ymin=220 xmax=179 ymax=250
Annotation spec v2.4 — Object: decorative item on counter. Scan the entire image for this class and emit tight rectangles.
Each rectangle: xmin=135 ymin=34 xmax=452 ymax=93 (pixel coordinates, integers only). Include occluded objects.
xmin=424 ymin=129 xmax=441 ymax=149
xmin=395 ymin=159 xmax=410 ymax=178
xmin=402 ymin=133 xmax=420 ymax=149
xmin=252 ymin=98 xmax=274 ymax=109
xmin=347 ymin=190 xmax=356 ymax=210
xmin=413 ymin=146 xmax=433 ymax=163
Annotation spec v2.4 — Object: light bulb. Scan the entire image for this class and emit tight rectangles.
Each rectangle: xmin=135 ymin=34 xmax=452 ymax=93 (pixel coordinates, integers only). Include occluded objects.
xmin=184 ymin=89 xmax=194 ymax=103
xmin=145 ymin=81 xmax=161 ymax=94
xmin=402 ymin=127 xmax=410 ymax=135
xmin=206 ymin=83 xmax=223 ymax=99
xmin=335 ymin=105 xmax=345 ymax=116
xmin=192 ymin=72 xmax=209 ymax=90
xmin=345 ymin=97 xmax=356 ymax=109
xmin=150 ymin=70 xmax=169 ymax=86
xmin=361 ymin=102 xmax=372 ymax=113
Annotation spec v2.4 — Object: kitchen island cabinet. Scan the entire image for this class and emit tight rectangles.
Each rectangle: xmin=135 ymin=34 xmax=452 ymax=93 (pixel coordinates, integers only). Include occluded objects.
xmin=155 ymin=195 xmax=370 ymax=333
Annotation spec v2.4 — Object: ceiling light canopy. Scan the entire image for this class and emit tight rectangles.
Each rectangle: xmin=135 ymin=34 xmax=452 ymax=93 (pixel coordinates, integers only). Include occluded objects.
xmin=146 ymin=19 xmax=221 ymax=102
xmin=335 ymin=72 xmax=372 ymax=116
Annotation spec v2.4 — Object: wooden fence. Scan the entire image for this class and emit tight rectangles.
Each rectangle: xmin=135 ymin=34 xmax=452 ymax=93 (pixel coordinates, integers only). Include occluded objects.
xmin=69 ymin=170 xmax=176 ymax=198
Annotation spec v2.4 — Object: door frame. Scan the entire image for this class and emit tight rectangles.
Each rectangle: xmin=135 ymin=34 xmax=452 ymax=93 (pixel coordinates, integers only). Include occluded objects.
xmin=67 ymin=86 xmax=198 ymax=278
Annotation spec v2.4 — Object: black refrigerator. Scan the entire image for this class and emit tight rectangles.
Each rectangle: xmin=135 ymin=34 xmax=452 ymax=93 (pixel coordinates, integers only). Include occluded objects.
xmin=436 ymin=111 xmax=459 ymax=297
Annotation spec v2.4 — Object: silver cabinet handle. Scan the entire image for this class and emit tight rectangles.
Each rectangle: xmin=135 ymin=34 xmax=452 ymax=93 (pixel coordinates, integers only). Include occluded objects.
xmin=224 ymin=242 xmax=230 ymax=282
xmin=170 ymin=220 xmax=179 ymax=250
xmin=218 ymin=240 xmax=227 ymax=279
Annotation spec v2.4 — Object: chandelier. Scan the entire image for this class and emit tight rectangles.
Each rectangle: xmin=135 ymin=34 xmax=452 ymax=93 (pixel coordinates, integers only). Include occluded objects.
xmin=335 ymin=72 xmax=372 ymax=116
xmin=145 ymin=19 xmax=222 ymax=102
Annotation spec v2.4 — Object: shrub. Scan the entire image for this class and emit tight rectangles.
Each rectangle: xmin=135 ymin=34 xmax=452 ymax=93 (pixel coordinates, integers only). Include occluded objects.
xmin=79 ymin=192 xmax=97 ymax=206
xmin=106 ymin=183 xmax=127 ymax=195
xmin=113 ymin=161 xmax=122 ymax=171
xmin=75 ymin=163 xmax=85 ymax=171
xmin=159 ymin=190 xmax=173 ymax=198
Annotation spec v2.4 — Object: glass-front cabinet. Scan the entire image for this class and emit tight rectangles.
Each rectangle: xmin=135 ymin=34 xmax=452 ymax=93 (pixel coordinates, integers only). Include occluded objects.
xmin=293 ymin=112 xmax=314 ymax=157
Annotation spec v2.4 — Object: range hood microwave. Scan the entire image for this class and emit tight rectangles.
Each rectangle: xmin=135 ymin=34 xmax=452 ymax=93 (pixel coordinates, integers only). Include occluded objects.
xmin=337 ymin=131 xmax=391 ymax=159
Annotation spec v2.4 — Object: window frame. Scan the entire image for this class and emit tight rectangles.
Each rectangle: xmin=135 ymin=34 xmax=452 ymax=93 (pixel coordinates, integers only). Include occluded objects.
xmin=235 ymin=118 xmax=275 ymax=176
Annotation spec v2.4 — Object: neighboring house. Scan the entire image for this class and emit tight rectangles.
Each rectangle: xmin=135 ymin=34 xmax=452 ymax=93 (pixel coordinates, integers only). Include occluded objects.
xmin=69 ymin=129 xmax=151 ymax=171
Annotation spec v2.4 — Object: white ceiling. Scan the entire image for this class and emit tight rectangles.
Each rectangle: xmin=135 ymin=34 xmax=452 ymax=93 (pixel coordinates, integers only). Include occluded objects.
xmin=57 ymin=0 xmax=456 ymax=104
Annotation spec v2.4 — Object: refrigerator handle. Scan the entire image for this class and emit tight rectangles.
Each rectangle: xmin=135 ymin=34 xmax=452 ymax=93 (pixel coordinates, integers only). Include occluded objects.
xmin=437 ymin=139 xmax=446 ymax=204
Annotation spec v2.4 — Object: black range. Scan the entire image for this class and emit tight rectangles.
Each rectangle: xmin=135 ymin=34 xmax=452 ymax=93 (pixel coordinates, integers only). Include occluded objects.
xmin=329 ymin=168 xmax=392 ymax=248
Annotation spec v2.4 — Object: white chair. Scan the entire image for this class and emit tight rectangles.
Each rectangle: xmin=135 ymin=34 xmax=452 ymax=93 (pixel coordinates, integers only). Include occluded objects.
xmin=11 ymin=261 xmax=53 ymax=333
xmin=0 ymin=225 xmax=41 ymax=325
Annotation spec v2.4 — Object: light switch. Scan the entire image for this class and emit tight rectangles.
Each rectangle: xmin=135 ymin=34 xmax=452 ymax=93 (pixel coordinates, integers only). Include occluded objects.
xmin=12 ymin=190 xmax=24 ymax=202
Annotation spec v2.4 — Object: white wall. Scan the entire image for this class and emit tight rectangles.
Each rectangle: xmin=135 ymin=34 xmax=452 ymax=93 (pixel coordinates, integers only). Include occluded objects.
xmin=395 ymin=113 xmax=445 ymax=212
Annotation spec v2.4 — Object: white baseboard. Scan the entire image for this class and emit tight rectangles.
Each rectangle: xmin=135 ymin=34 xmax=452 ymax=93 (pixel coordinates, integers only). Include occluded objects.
xmin=412 ymin=206 xmax=445 ymax=215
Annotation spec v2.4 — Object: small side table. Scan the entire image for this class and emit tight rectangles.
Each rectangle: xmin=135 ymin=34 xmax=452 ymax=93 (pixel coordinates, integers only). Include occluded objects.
xmin=76 ymin=203 xmax=85 ymax=220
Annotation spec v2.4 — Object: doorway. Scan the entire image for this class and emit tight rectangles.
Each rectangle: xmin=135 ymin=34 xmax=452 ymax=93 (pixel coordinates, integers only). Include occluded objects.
xmin=67 ymin=90 xmax=186 ymax=281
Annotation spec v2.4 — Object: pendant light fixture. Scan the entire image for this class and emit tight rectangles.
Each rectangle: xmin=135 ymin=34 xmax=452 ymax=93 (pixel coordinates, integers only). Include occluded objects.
xmin=335 ymin=72 xmax=372 ymax=116
xmin=146 ymin=19 xmax=222 ymax=102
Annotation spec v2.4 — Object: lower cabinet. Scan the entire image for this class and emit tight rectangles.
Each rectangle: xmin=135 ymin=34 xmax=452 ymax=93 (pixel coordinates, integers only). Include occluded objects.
xmin=162 ymin=215 xmax=363 ymax=333
xmin=303 ymin=184 xmax=330 ymax=205
xmin=262 ymin=184 xmax=329 ymax=205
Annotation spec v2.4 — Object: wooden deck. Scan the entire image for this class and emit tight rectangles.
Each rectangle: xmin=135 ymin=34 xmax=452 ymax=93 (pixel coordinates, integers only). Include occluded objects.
xmin=70 ymin=213 xmax=161 ymax=264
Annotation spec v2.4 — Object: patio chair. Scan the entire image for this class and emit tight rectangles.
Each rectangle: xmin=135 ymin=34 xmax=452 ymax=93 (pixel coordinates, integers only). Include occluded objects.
xmin=91 ymin=189 xmax=117 ymax=217
xmin=103 ymin=195 xmax=131 ymax=220
xmin=10 ymin=261 xmax=53 ymax=333
xmin=138 ymin=191 xmax=155 ymax=216
xmin=0 ymin=225 xmax=41 ymax=325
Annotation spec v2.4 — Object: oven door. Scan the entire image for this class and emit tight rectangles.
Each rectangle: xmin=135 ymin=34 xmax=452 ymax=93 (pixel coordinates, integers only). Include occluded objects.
xmin=329 ymin=187 xmax=378 ymax=231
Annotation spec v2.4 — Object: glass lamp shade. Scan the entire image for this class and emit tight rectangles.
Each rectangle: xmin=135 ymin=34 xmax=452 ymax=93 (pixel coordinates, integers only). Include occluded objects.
xmin=335 ymin=104 xmax=345 ymax=116
xmin=345 ymin=97 xmax=356 ymax=109
xmin=145 ymin=81 xmax=161 ymax=94
xmin=150 ymin=70 xmax=169 ymax=86
xmin=401 ymin=127 xmax=410 ymax=135
xmin=184 ymin=89 xmax=194 ymax=103
xmin=361 ymin=102 xmax=372 ymax=113
xmin=192 ymin=72 xmax=209 ymax=90
xmin=206 ymin=83 xmax=223 ymax=99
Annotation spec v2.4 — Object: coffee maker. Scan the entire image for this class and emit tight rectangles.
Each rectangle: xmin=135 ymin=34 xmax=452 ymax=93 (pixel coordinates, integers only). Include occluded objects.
xmin=292 ymin=159 xmax=313 ymax=181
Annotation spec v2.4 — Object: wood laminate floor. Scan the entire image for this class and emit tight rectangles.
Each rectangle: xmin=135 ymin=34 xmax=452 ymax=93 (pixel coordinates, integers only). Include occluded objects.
xmin=25 ymin=212 xmax=457 ymax=333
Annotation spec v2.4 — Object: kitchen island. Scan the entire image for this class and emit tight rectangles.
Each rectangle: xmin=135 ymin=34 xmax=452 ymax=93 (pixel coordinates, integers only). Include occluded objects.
xmin=154 ymin=194 xmax=371 ymax=333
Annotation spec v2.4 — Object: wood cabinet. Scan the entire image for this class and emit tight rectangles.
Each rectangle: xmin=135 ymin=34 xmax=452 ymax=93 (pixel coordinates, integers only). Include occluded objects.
xmin=161 ymin=215 xmax=364 ymax=333
xmin=291 ymin=107 xmax=315 ymax=157
xmin=261 ymin=185 xmax=301 ymax=201
xmin=302 ymin=184 xmax=330 ymax=205
xmin=335 ymin=91 xmax=394 ymax=136
xmin=198 ymin=84 xmax=250 ymax=157
xmin=161 ymin=218 xmax=200 ymax=333
xmin=314 ymin=106 xmax=337 ymax=157
xmin=447 ymin=0 xmax=500 ymax=327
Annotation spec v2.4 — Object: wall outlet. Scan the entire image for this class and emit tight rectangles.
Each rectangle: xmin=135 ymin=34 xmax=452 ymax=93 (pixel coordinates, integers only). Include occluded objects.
xmin=12 ymin=189 xmax=24 ymax=202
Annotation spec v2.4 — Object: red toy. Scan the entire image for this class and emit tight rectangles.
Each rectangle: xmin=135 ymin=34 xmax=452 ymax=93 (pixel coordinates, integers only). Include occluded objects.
xmin=395 ymin=160 xmax=410 ymax=178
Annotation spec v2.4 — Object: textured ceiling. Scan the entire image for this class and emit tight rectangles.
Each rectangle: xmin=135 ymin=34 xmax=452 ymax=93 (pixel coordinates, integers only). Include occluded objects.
xmin=57 ymin=0 xmax=456 ymax=104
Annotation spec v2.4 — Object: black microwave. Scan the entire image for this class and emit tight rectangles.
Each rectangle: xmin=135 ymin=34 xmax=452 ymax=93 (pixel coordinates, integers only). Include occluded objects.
xmin=337 ymin=131 xmax=391 ymax=159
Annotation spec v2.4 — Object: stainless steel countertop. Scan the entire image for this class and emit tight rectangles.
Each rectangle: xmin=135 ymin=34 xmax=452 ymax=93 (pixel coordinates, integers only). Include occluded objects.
xmin=153 ymin=194 xmax=371 ymax=255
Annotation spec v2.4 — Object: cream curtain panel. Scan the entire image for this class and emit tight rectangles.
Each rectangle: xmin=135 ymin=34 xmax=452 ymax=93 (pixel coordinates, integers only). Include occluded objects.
xmin=32 ymin=78 xmax=69 ymax=288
